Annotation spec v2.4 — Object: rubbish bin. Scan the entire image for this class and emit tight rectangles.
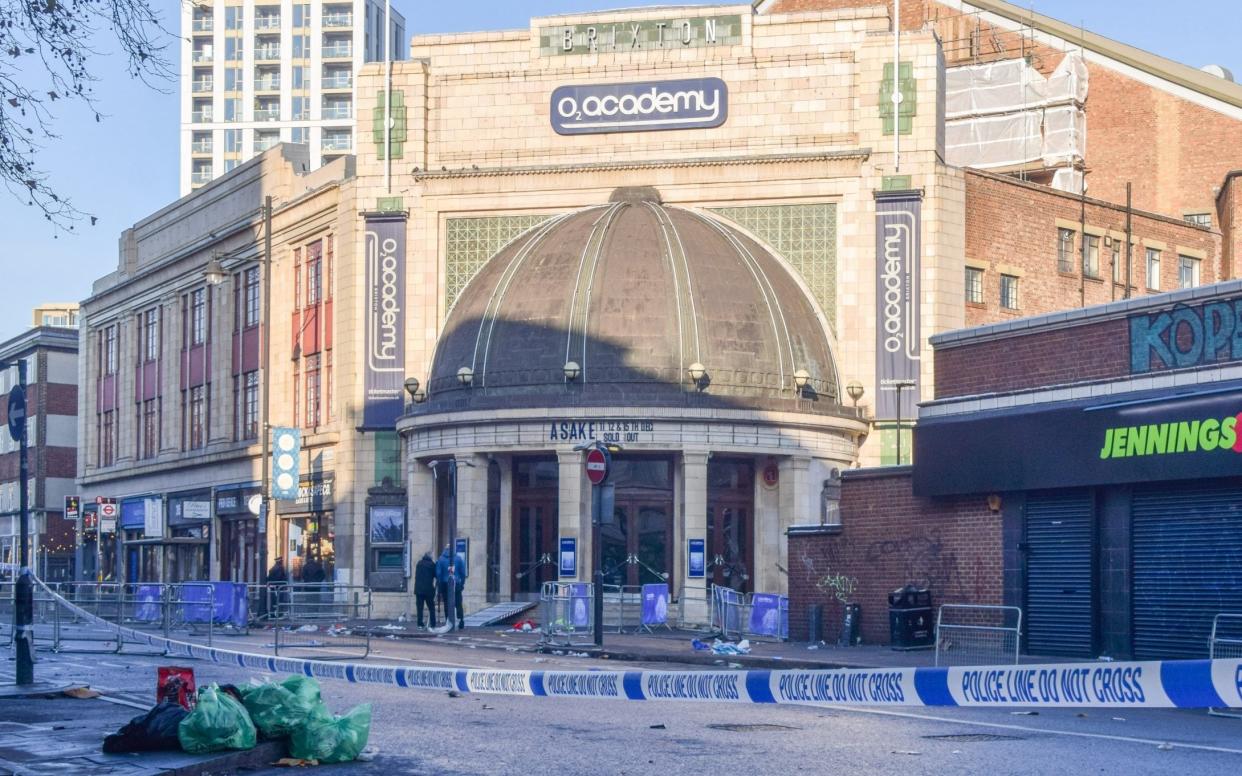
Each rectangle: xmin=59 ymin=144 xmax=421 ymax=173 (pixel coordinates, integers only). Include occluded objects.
xmin=888 ymin=585 xmax=933 ymax=650
xmin=838 ymin=603 xmax=861 ymax=647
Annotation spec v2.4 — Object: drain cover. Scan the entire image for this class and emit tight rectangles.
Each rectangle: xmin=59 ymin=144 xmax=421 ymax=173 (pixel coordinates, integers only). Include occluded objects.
xmin=708 ymin=723 xmax=800 ymax=732
xmin=923 ymin=733 xmax=1024 ymax=742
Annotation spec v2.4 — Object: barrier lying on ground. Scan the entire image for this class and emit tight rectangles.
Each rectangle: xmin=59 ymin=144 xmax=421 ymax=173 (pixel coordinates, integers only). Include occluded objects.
xmin=16 ymin=573 xmax=1242 ymax=711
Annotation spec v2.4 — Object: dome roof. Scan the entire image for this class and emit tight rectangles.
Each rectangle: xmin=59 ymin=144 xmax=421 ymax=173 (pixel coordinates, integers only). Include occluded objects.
xmin=420 ymin=187 xmax=841 ymax=415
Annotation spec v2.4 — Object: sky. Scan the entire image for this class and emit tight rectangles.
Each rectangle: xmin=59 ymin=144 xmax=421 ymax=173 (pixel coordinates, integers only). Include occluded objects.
xmin=1 ymin=0 xmax=1238 ymax=342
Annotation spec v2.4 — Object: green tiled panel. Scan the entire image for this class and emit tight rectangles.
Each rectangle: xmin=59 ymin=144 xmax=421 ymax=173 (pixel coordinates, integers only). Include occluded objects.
xmin=879 ymin=61 xmax=916 ymax=136
xmin=710 ymin=204 xmax=838 ymax=334
xmin=444 ymin=215 xmax=553 ymax=313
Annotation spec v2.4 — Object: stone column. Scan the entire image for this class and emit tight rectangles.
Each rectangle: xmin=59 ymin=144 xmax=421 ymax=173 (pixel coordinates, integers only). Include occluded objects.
xmin=681 ymin=451 xmax=709 ymax=623
xmin=497 ymin=456 xmax=514 ymax=600
xmin=454 ymin=453 xmax=489 ymax=614
xmin=772 ymin=456 xmax=812 ymax=595
xmin=405 ymin=451 xmax=435 ymax=563
xmin=556 ymin=450 xmax=585 ymax=580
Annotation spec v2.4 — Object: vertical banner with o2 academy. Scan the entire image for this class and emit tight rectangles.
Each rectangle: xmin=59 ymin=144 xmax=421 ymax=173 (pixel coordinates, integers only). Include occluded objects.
xmin=874 ymin=190 xmax=922 ymax=420
xmin=363 ymin=213 xmax=407 ymax=428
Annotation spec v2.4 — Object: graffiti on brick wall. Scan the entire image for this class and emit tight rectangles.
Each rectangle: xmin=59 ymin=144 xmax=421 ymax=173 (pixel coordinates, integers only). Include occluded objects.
xmin=816 ymin=567 xmax=859 ymax=603
xmin=795 ymin=527 xmax=994 ymax=606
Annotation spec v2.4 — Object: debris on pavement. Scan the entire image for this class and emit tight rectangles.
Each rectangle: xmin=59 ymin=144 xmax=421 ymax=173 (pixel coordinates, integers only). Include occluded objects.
xmin=103 ymin=701 xmax=188 ymax=753
xmin=649 ymin=724 xmax=666 ymax=730
xmin=64 ymin=686 xmax=102 ymax=699
xmin=288 ymin=703 xmax=372 ymax=764
xmin=513 ymin=620 xmax=536 ymax=631
xmin=890 ymin=750 xmax=922 ymax=756
xmin=447 ymin=690 xmax=462 ymax=698
xmin=378 ymin=624 xmax=406 ymax=632
xmin=1010 ymin=711 xmax=1038 ymax=716
xmin=1157 ymin=743 xmax=1174 ymax=751
xmin=178 ymin=683 xmax=257 ymax=754
xmin=294 ymin=624 xmax=318 ymax=633
xmin=705 ymin=638 xmax=751 ymax=655
xmin=274 ymin=757 xmax=319 ymax=767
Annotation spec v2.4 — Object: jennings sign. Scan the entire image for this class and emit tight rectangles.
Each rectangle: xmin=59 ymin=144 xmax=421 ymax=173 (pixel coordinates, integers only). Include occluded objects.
xmin=550 ymin=78 xmax=727 ymax=135
xmin=363 ymin=214 xmax=407 ymax=428
xmin=874 ymin=191 xmax=922 ymax=420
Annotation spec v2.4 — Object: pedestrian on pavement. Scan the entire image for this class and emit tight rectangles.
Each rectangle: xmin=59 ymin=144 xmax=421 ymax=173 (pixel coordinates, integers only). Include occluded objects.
xmin=265 ymin=556 xmax=288 ymax=616
xmin=436 ymin=545 xmax=467 ymax=630
xmin=414 ymin=551 xmax=438 ymax=629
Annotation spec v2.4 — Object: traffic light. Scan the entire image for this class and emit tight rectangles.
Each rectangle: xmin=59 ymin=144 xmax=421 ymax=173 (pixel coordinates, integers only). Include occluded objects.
xmin=271 ymin=427 xmax=301 ymax=500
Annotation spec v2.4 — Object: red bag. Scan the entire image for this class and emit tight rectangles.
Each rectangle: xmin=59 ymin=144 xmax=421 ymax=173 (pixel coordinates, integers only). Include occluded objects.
xmin=157 ymin=666 xmax=197 ymax=711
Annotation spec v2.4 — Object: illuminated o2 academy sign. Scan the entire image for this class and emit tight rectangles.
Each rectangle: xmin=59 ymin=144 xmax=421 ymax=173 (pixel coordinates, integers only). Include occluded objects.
xmin=550 ymin=78 xmax=728 ymax=135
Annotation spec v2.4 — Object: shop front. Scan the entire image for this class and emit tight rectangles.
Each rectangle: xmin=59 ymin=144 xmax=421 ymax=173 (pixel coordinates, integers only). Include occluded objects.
xmin=165 ymin=490 xmax=212 ymax=582
xmin=400 ymin=188 xmax=867 ymax=615
xmin=214 ymin=483 xmax=263 ymax=584
xmin=275 ymin=474 xmax=335 ymax=585
xmin=118 ymin=497 xmax=159 ymax=583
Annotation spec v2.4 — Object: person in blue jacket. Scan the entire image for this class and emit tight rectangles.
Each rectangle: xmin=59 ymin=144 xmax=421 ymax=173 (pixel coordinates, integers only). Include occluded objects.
xmin=436 ymin=545 xmax=467 ymax=630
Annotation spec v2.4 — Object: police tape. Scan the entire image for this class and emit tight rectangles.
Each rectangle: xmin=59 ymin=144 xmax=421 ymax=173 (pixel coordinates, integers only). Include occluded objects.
xmin=28 ymin=578 xmax=1242 ymax=710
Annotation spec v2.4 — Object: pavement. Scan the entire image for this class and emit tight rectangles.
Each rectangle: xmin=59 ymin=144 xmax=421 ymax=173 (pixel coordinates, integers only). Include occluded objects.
xmin=0 ymin=679 xmax=286 ymax=775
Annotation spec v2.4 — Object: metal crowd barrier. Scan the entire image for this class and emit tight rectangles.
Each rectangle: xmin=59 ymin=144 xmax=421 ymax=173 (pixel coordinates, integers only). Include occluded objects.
xmin=935 ymin=604 xmax=1023 ymax=667
xmin=675 ymin=586 xmax=713 ymax=631
xmin=272 ymin=584 xmax=371 ymax=660
xmin=1209 ymin=613 xmax=1242 ymax=718
xmin=539 ymin=581 xmax=594 ymax=647
xmin=601 ymin=585 xmax=642 ymax=633
xmin=50 ymin=582 xmax=125 ymax=654
xmin=710 ymin=584 xmax=789 ymax=642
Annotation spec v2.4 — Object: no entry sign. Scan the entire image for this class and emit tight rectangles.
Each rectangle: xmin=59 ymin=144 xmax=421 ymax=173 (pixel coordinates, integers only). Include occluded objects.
xmin=585 ymin=446 xmax=610 ymax=486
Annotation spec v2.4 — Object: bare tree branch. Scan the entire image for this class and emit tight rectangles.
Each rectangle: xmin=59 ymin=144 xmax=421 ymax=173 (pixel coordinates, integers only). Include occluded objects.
xmin=0 ymin=0 xmax=174 ymax=231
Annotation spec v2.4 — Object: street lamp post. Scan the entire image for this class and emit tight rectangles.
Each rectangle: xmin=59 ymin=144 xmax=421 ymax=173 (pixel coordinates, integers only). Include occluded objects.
xmin=3 ymin=357 xmax=33 ymax=684
xmin=891 ymin=379 xmax=916 ymax=466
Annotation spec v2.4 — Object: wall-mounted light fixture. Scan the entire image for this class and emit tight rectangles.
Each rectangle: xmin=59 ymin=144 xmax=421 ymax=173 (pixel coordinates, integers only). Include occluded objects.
xmin=792 ymin=368 xmax=811 ymax=391
xmin=687 ymin=362 xmax=708 ymax=391
xmin=202 ymin=253 xmax=228 ymax=286
xmin=846 ymin=379 xmax=865 ymax=407
xmin=456 ymin=366 xmax=474 ymax=387
xmin=403 ymin=377 xmax=420 ymax=398
xmin=987 ymin=493 xmax=1002 ymax=512
xmin=563 ymin=361 xmax=581 ymax=382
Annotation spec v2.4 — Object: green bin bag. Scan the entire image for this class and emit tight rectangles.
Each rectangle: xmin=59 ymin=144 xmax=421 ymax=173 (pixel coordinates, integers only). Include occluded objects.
xmin=240 ymin=676 xmax=321 ymax=739
xmin=289 ymin=703 xmax=372 ymax=764
xmin=177 ymin=684 xmax=258 ymax=753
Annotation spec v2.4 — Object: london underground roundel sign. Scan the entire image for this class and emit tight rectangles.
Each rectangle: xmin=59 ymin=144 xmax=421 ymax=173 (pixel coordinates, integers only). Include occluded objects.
xmin=585 ymin=446 xmax=610 ymax=486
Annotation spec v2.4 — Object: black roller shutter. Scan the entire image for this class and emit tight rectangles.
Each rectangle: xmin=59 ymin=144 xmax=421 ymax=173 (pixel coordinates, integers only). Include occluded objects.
xmin=1024 ymin=491 xmax=1095 ymax=657
xmin=1132 ymin=480 xmax=1242 ymax=660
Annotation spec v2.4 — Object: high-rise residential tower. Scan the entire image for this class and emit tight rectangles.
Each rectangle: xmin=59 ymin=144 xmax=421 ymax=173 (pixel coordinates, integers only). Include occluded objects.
xmin=180 ymin=0 xmax=405 ymax=194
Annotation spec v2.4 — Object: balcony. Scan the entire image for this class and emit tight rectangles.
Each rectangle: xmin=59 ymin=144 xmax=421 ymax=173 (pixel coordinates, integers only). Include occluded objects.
xmin=321 ymin=135 xmax=352 ymax=152
xmin=254 ymin=46 xmax=281 ymax=61
xmin=321 ymin=74 xmax=352 ymax=89
xmin=191 ymin=140 xmax=213 ymax=154
xmin=321 ymin=106 xmax=352 ymax=120
xmin=254 ymin=16 xmax=281 ymax=30
xmin=254 ymin=78 xmax=281 ymax=92
xmin=322 ymin=13 xmax=352 ymax=28
xmin=322 ymin=44 xmax=352 ymax=59
xmin=254 ymin=108 xmax=281 ymax=122
xmin=192 ymin=18 xmax=213 ymax=32
xmin=191 ymin=171 xmax=213 ymax=185
xmin=191 ymin=110 xmax=214 ymax=123
xmin=192 ymin=50 xmax=213 ymax=63
xmin=192 ymin=79 xmax=213 ymax=93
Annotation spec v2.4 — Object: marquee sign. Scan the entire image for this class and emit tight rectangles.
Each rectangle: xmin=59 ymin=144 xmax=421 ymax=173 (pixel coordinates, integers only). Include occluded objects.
xmin=874 ymin=190 xmax=922 ymax=420
xmin=362 ymin=214 xmax=407 ymax=428
xmin=550 ymin=78 xmax=728 ymax=135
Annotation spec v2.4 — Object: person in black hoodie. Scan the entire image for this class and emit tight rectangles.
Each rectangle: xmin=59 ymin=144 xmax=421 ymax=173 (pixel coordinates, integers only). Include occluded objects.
xmin=414 ymin=551 xmax=437 ymax=629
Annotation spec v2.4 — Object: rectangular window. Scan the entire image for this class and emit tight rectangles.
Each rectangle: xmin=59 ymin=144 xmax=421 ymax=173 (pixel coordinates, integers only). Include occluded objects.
xmin=1179 ymin=255 xmax=1201 ymax=289
xmin=1000 ymin=274 xmax=1019 ymax=310
xmin=225 ymin=6 xmax=243 ymax=29
xmin=254 ymin=129 xmax=279 ymax=151
xmin=244 ymin=267 xmax=260 ymax=327
xmin=304 ymin=363 xmax=320 ymax=428
xmin=143 ymin=307 xmax=159 ymax=361
xmin=292 ymin=34 xmax=310 ymax=59
xmin=224 ymin=67 xmax=243 ymax=91
xmin=293 ymin=3 xmax=311 ymax=27
xmin=224 ymin=159 xmax=238 ymax=173
xmin=224 ymin=129 xmax=242 ymax=154
xmin=224 ymin=98 xmax=242 ymax=122
xmin=100 ymin=410 xmax=115 ymax=467
xmin=326 ymin=353 xmax=334 ymax=421
xmin=1147 ymin=248 xmax=1162 ymax=290
xmin=103 ymin=325 xmax=117 ymax=375
xmin=291 ymin=96 xmax=309 ymax=121
xmin=292 ymin=66 xmax=307 ymax=90
xmin=965 ymin=266 xmax=983 ymax=305
xmin=1184 ymin=213 xmax=1212 ymax=228
xmin=1112 ymin=241 xmax=1122 ymax=284
xmin=238 ymin=370 xmax=259 ymax=440
xmin=225 ymin=37 xmax=243 ymax=61
xmin=1083 ymin=234 xmax=1100 ymax=278
xmin=290 ymin=127 xmax=308 ymax=145
xmin=141 ymin=398 xmax=159 ymax=459
xmin=190 ymin=288 xmax=207 ymax=345
xmin=189 ymin=385 xmax=206 ymax=449
xmin=306 ymin=242 xmax=322 ymax=305
xmin=1057 ymin=228 xmax=1075 ymax=273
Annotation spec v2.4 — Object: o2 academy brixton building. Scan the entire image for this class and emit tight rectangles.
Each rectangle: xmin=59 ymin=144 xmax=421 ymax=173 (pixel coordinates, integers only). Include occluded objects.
xmin=358 ymin=4 xmax=966 ymax=614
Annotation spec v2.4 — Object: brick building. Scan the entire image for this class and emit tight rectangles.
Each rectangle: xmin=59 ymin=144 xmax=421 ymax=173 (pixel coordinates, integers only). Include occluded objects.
xmin=790 ymin=279 xmax=1242 ymax=659
xmin=0 ymin=326 xmax=79 ymax=582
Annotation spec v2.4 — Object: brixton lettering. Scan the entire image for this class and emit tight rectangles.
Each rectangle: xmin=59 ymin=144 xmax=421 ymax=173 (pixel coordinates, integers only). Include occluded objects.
xmin=550 ymin=78 xmax=728 ymax=135
xmin=1129 ymin=298 xmax=1242 ymax=373
xmin=1099 ymin=413 xmax=1242 ymax=459
xmin=543 ymin=15 xmax=738 ymax=56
